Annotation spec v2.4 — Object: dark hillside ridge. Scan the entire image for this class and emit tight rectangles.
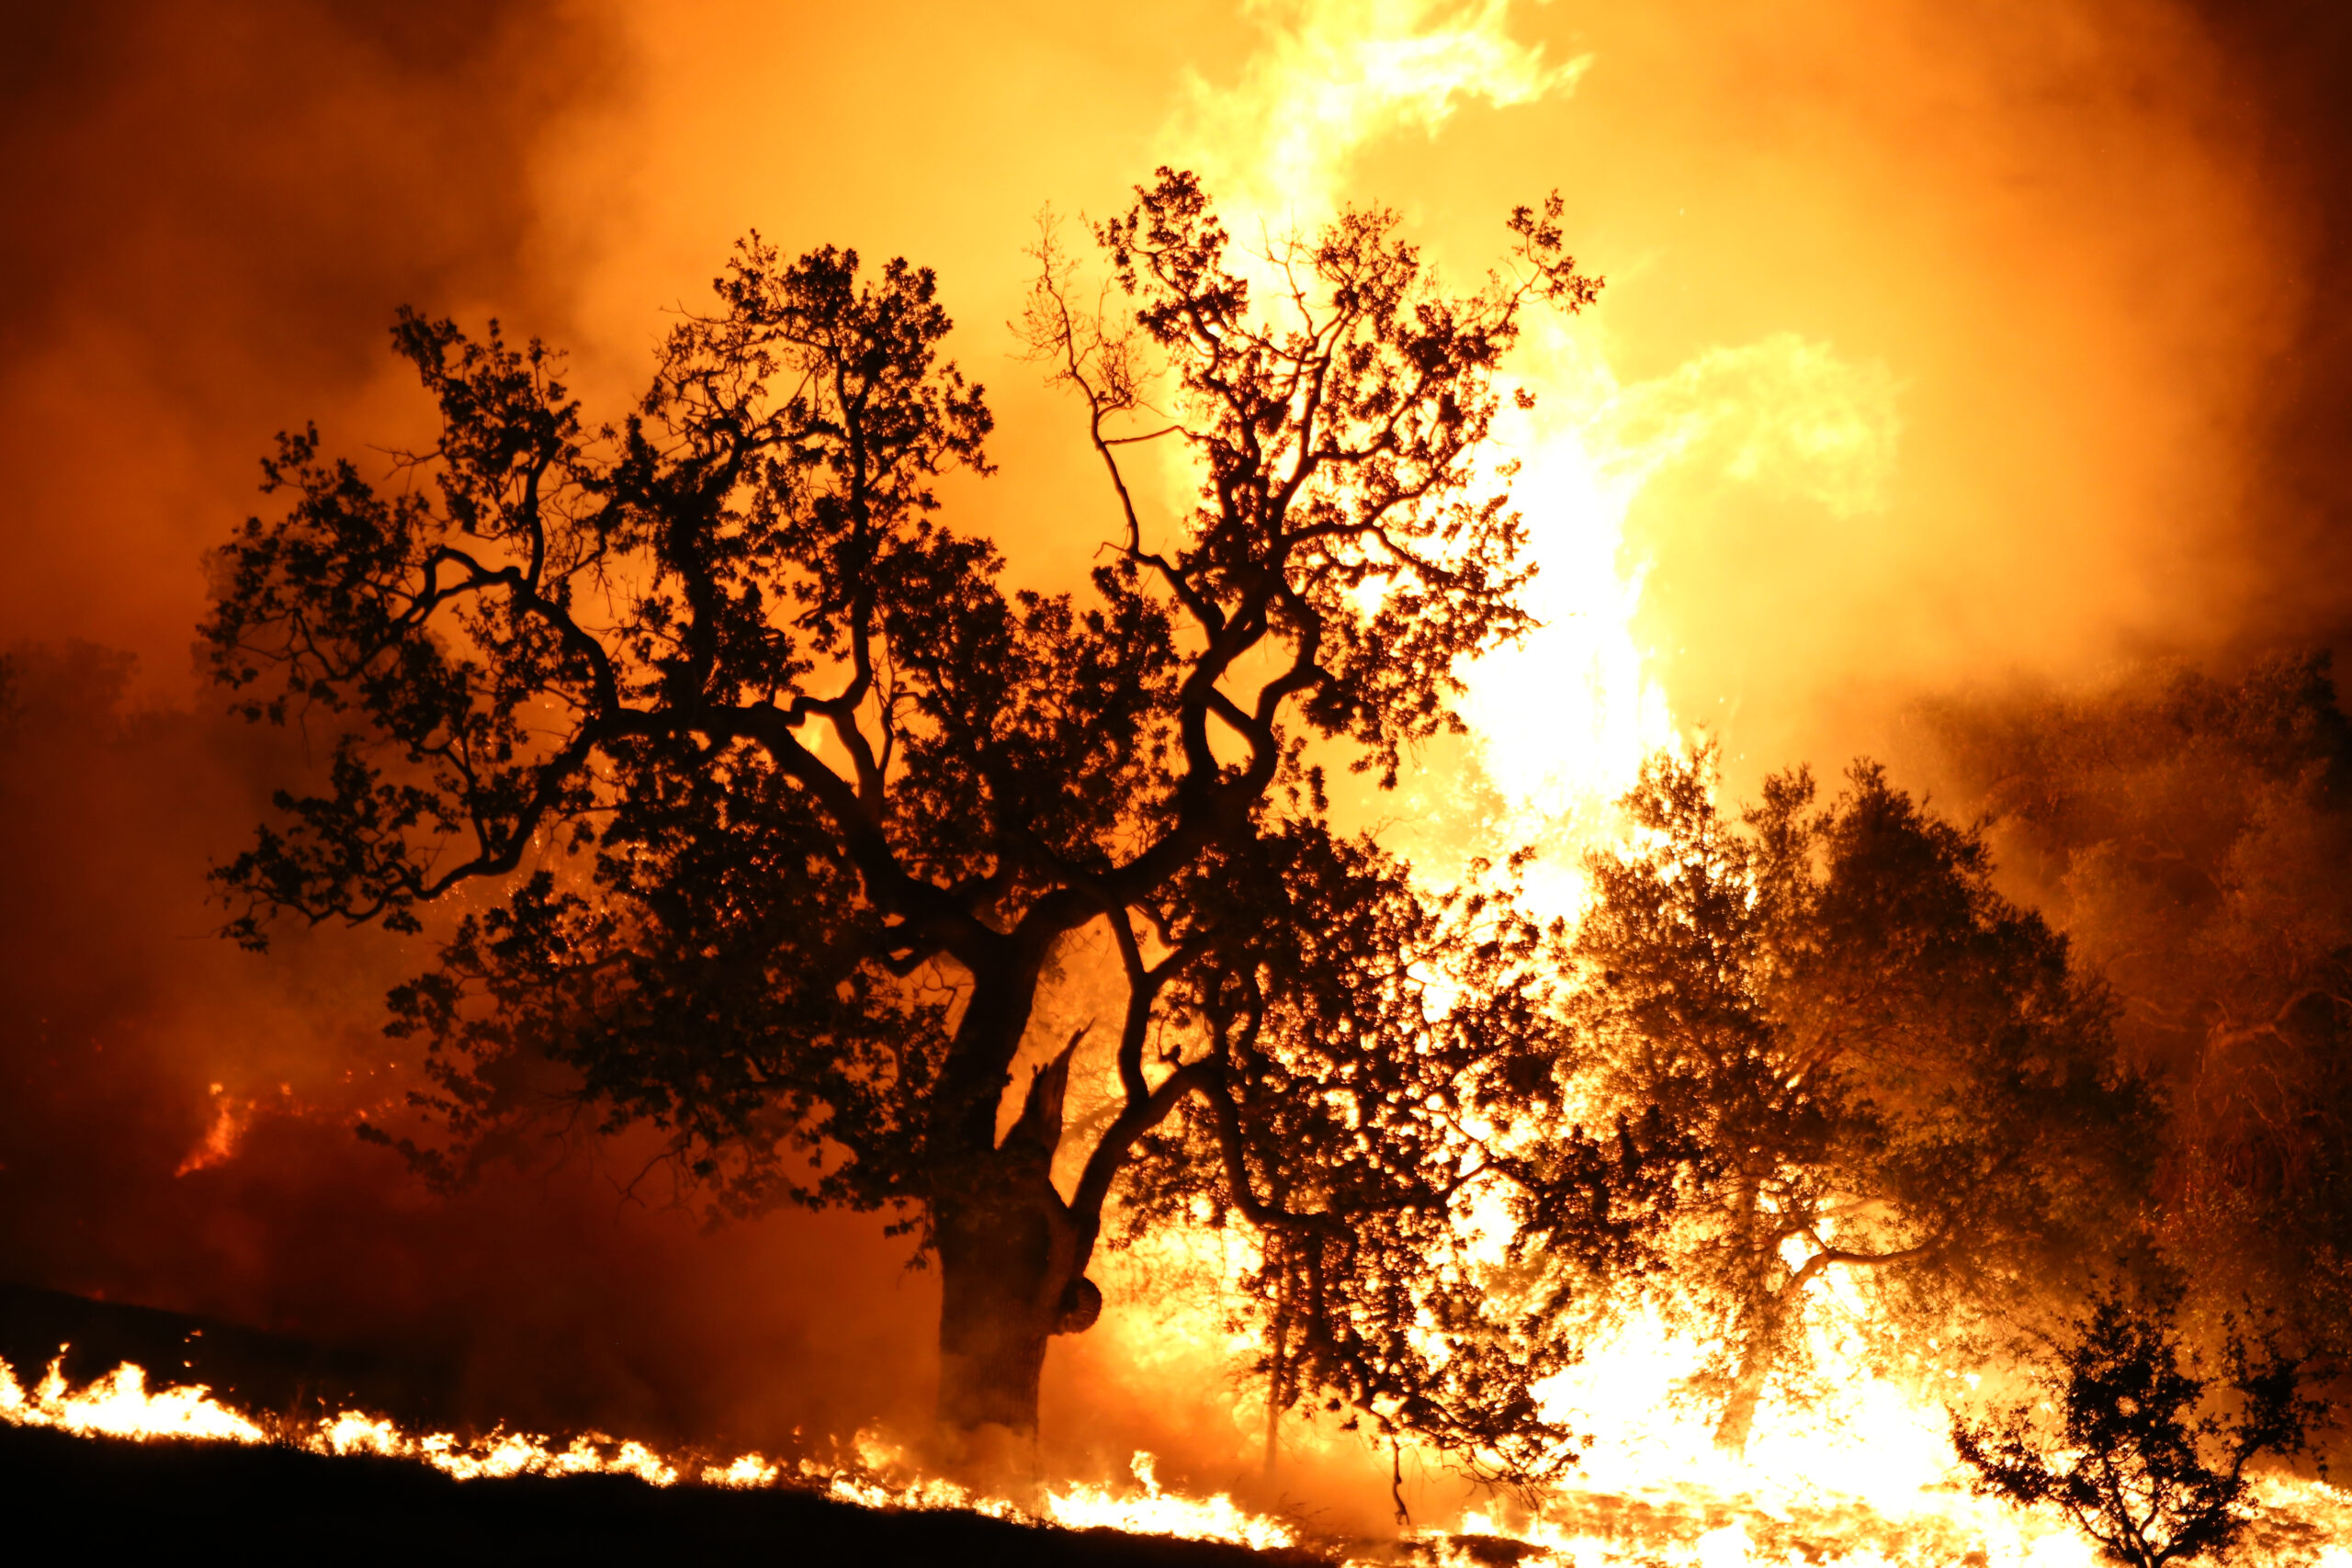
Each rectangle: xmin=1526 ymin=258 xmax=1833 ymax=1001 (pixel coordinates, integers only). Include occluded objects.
xmin=0 ymin=1421 xmax=1333 ymax=1567
xmin=0 ymin=1281 xmax=1339 ymax=1564
xmin=0 ymin=1278 xmax=452 ymax=1422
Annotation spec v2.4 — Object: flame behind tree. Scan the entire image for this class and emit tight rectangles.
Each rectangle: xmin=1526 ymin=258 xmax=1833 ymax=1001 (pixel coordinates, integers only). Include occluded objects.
xmin=1570 ymin=752 xmax=2151 ymax=1455
xmin=198 ymin=168 xmax=1665 ymax=1472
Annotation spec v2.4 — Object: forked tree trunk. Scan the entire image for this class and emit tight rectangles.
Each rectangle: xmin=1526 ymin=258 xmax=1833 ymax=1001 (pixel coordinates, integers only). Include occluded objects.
xmin=931 ymin=1043 xmax=1102 ymax=1441
xmin=933 ymin=1182 xmax=1082 ymax=1434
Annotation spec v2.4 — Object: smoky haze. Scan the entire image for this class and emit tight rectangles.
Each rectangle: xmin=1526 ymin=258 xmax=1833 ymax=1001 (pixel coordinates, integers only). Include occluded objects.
xmin=2178 ymin=2 xmax=2352 ymax=659
xmin=0 ymin=0 xmax=944 ymax=1461
xmin=1 ymin=0 xmax=2347 ymax=1525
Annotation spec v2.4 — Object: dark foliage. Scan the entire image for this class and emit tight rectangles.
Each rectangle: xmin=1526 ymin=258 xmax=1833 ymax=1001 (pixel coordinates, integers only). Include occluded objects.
xmin=200 ymin=168 xmax=1657 ymax=1468
xmin=1571 ymin=750 xmax=2149 ymax=1452
xmin=1951 ymin=1286 xmax=2323 ymax=1568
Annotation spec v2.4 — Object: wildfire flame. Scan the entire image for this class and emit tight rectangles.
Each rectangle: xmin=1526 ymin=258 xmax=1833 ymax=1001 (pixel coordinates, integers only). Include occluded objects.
xmin=43 ymin=7 xmax=2350 ymax=1566
xmin=13 ymin=1337 xmax=2347 ymax=1563
xmin=1169 ymin=0 xmax=1586 ymax=223
xmin=0 ymin=1348 xmax=1297 ymax=1551
xmin=1163 ymin=0 xmax=1901 ymax=911
xmin=1066 ymin=1233 xmax=2352 ymax=1563
xmin=1029 ymin=9 xmax=2352 ymax=1564
xmin=1047 ymin=1450 xmax=1299 ymax=1553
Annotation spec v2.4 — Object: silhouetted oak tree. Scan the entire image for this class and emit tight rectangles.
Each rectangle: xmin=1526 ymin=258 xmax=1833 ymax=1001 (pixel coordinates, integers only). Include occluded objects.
xmin=1572 ymin=752 xmax=2148 ymax=1454
xmin=1952 ymin=1286 xmax=2322 ymax=1568
xmin=201 ymin=170 xmax=1657 ymax=1470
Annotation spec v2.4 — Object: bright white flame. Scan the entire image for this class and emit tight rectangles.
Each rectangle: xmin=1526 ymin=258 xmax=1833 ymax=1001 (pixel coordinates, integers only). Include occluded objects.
xmin=2 ymin=1357 xmax=264 ymax=1444
xmin=0 ymin=1351 xmax=694 ymax=1487
xmin=1171 ymin=0 xmax=1585 ymax=224
xmin=17 ymin=1326 xmax=2344 ymax=1565
xmin=1046 ymin=1450 xmax=1298 ymax=1552
xmin=1160 ymin=1 xmax=1902 ymax=918
xmin=1452 ymin=317 xmax=1901 ymax=918
xmin=704 ymin=1452 xmax=783 ymax=1489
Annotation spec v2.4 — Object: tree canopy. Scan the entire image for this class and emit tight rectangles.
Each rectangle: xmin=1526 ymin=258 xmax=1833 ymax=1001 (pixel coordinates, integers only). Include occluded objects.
xmin=1952 ymin=1284 xmax=2322 ymax=1568
xmin=1569 ymin=751 xmax=2150 ymax=1453
xmin=200 ymin=168 xmax=1665 ymax=1473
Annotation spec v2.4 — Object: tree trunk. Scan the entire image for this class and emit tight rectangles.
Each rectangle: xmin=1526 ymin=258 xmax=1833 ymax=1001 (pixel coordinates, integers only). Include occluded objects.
xmin=932 ymin=1041 xmax=1101 ymax=1440
xmin=1710 ymin=1290 xmax=1791 ymax=1457
xmin=933 ymin=1185 xmax=1082 ymax=1434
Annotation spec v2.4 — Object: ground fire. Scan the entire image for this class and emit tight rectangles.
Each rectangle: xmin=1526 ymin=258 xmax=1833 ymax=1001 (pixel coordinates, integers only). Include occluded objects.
xmin=8 ymin=1 xmax=2352 ymax=1562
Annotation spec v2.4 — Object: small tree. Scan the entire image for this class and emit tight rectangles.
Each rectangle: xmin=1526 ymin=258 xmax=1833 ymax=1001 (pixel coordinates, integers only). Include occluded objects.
xmin=1951 ymin=1288 xmax=2323 ymax=1568
xmin=1571 ymin=750 xmax=2148 ymax=1453
xmin=201 ymin=168 xmax=1660 ymax=1469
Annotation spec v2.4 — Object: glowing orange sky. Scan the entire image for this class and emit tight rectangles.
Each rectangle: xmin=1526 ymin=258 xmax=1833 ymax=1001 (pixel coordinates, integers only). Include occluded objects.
xmin=527 ymin=0 xmax=2297 ymax=779
xmin=1 ymin=0 xmax=2347 ymax=1529
xmin=4 ymin=1 xmax=2328 ymax=799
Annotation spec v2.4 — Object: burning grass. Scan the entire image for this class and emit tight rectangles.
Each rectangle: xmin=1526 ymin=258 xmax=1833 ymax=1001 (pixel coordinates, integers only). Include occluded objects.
xmin=0 ymin=1346 xmax=1317 ymax=1562
xmin=10 ymin=1340 xmax=2352 ymax=1566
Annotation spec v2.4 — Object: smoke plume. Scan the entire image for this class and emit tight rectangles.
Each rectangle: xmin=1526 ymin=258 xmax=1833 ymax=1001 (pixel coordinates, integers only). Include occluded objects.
xmin=3 ymin=0 xmax=2350 ymax=1527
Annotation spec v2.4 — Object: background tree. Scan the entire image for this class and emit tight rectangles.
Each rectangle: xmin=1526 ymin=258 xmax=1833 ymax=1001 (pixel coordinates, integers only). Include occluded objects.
xmin=1923 ymin=653 xmax=2352 ymax=1399
xmin=1951 ymin=1284 xmax=2323 ymax=1568
xmin=201 ymin=169 xmax=1657 ymax=1471
xmin=1570 ymin=751 xmax=2148 ymax=1454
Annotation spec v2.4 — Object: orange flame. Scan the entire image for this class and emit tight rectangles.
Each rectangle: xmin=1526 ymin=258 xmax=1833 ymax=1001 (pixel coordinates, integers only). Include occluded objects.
xmin=0 ymin=1348 xmax=1301 ymax=1551
xmin=56 ymin=9 xmax=2346 ymax=1568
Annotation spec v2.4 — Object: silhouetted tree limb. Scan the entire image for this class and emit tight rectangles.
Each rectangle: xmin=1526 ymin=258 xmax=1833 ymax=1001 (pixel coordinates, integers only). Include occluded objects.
xmin=1953 ymin=1285 xmax=2324 ymax=1568
xmin=205 ymin=169 xmax=1657 ymax=1472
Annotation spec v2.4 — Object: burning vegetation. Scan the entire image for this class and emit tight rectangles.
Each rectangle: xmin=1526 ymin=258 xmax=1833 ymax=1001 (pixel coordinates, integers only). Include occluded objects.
xmin=11 ymin=4 xmax=2352 ymax=1562
xmin=24 ymin=164 xmax=2290 ymax=1559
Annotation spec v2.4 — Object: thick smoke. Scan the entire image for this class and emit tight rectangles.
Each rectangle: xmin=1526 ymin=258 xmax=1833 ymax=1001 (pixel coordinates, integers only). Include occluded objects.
xmin=0 ymin=1 xmax=594 ymax=691
xmin=2173 ymin=2 xmax=2352 ymax=661
xmin=0 ymin=0 xmax=938 ymax=1458
xmin=1544 ymin=0 xmax=2320 ymax=784
xmin=3 ymin=0 xmax=2351 ymax=1526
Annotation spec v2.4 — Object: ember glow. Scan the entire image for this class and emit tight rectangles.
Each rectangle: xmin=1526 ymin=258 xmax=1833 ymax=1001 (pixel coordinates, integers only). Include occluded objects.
xmin=12 ymin=1337 xmax=2352 ymax=1564
xmin=0 ymin=1349 xmax=1298 ymax=1552
xmin=6 ymin=0 xmax=2352 ymax=1560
